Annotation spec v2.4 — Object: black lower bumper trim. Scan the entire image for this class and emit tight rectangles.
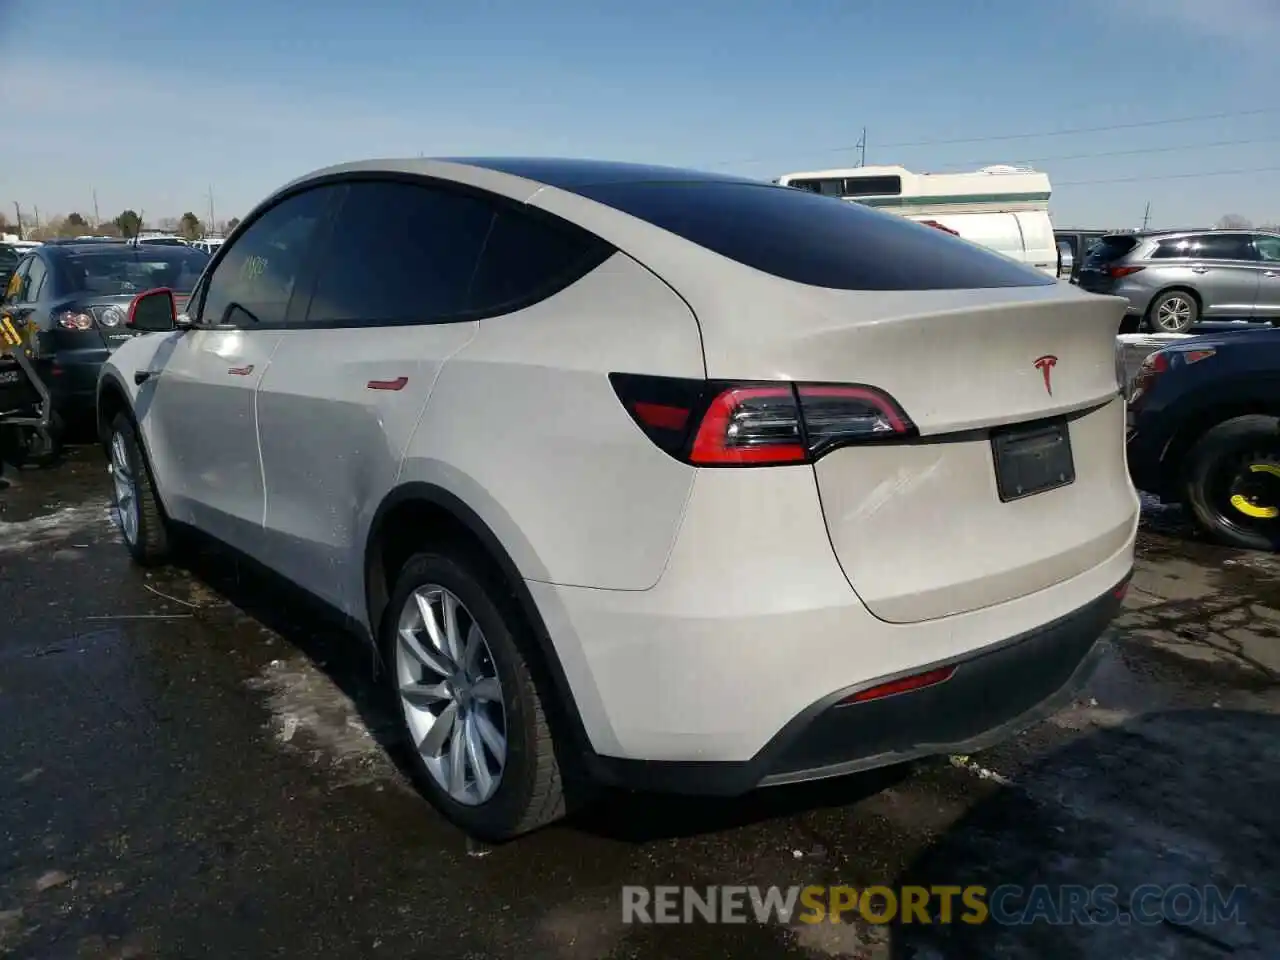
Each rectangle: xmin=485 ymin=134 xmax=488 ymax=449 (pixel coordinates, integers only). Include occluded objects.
xmin=586 ymin=578 xmax=1127 ymax=796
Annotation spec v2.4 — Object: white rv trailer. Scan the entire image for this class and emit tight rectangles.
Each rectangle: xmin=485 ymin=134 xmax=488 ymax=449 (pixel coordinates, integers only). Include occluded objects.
xmin=775 ymin=164 xmax=1058 ymax=277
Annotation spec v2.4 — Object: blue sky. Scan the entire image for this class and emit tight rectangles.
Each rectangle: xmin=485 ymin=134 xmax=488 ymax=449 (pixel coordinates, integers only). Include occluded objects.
xmin=2 ymin=0 xmax=1278 ymax=230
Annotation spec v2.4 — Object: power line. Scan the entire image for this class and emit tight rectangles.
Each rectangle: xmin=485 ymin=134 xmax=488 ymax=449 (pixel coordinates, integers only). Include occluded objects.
xmin=1055 ymin=164 xmax=1280 ymax=187
xmin=878 ymin=107 xmax=1280 ymax=149
xmin=934 ymin=135 xmax=1280 ymax=172
xmin=710 ymin=106 xmax=1280 ymax=168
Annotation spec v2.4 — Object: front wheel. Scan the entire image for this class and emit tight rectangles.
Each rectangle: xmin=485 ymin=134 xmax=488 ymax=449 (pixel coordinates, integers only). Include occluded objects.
xmin=1146 ymin=290 xmax=1199 ymax=334
xmin=1183 ymin=415 xmax=1280 ymax=552
xmin=382 ymin=550 xmax=566 ymax=841
xmin=109 ymin=413 xmax=172 ymax=565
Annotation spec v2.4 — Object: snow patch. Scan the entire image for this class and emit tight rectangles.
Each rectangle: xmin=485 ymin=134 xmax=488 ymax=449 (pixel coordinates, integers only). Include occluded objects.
xmin=0 ymin=502 xmax=117 ymax=554
xmin=245 ymin=654 xmax=397 ymax=787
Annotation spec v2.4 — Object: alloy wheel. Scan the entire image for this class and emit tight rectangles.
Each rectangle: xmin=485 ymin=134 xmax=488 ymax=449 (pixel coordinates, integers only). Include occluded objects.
xmin=109 ymin=431 xmax=139 ymax=546
xmin=1156 ymin=296 xmax=1192 ymax=332
xmin=395 ymin=584 xmax=507 ymax=806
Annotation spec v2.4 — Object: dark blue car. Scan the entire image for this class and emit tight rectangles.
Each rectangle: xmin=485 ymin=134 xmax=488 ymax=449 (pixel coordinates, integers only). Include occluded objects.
xmin=0 ymin=241 xmax=208 ymax=427
xmin=1127 ymin=327 xmax=1280 ymax=550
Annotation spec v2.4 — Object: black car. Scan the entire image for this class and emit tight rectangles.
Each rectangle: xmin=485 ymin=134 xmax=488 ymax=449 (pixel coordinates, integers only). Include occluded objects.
xmin=0 ymin=241 xmax=208 ymax=423
xmin=1053 ymin=229 xmax=1112 ymax=283
xmin=1126 ymin=327 xmax=1280 ymax=550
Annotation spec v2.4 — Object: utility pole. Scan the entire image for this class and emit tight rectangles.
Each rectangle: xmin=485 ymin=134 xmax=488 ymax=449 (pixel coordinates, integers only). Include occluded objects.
xmin=856 ymin=127 xmax=867 ymax=167
xmin=92 ymin=189 xmax=100 ymax=228
xmin=207 ymin=185 xmax=215 ymax=235
xmin=33 ymin=206 xmax=40 ymax=231
xmin=1141 ymin=201 xmax=1151 ymax=231
xmin=12 ymin=202 xmax=22 ymax=239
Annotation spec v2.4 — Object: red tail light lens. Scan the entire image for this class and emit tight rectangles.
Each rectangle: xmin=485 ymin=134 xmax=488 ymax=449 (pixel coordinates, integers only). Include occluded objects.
xmin=690 ymin=386 xmax=807 ymax=465
xmin=610 ymin=374 xmax=915 ymax=467
xmin=840 ymin=665 xmax=956 ymax=705
xmin=1129 ymin=350 xmax=1168 ymax=405
xmin=1109 ymin=265 xmax=1145 ymax=278
xmin=55 ymin=310 xmax=95 ymax=330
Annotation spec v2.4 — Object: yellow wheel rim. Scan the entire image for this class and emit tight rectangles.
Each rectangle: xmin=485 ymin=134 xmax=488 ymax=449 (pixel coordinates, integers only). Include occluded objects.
xmin=1230 ymin=463 xmax=1280 ymax=518
xmin=1230 ymin=494 xmax=1279 ymax=519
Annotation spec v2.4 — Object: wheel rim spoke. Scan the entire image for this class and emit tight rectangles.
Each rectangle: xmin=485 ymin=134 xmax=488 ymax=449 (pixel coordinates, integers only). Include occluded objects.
xmin=464 ymin=712 xmax=495 ymax=800
xmin=462 ymin=623 xmax=483 ymax=675
xmin=400 ymin=680 xmax=452 ymax=708
xmin=447 ymin=718 xmax=467 ymax=796
xmin=399 ymin=626 xmax=453 ymax=677
xmin=441 ymin=591 xmax=462 ymax=663
xmin=414 ymin=590 xmax=450 ymax=661
xmin=417 ymin=701 xmax=457 ymax=757
xmin=473 ymin=708 xmax=507 ymax=765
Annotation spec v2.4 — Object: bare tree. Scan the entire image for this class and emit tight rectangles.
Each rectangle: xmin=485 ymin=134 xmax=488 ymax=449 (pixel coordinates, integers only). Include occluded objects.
xmin=1216 ymin=213 xmax=1253 ymax=229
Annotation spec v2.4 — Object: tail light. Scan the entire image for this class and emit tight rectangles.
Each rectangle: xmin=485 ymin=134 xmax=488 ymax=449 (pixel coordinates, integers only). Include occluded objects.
xmin=1128 ymin=350 xmax=1168 ymax=406
xmin=610 ymin=374 xmax=915 ymax=467
xmin=1109 ymin=265 xmax=1145 ymax=278
xmin=55 ymin=310 xmax=95 ymax=330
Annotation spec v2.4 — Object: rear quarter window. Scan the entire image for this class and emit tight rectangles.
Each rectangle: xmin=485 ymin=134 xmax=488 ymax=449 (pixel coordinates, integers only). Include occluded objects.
xmin=572 ymin=180 xmax=1053 ymax=290
xmin=468 ymin=209 xmax=612 ymax=314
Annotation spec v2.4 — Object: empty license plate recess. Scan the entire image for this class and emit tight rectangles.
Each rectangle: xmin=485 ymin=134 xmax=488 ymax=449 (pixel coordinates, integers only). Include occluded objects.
xmin=991 ymin=420 xmax=1075 ymax=502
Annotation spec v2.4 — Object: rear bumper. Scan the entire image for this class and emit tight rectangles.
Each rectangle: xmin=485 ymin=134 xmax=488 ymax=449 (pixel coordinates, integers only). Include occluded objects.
xmin=1125 ymin=420 xmax=1171 ymax=498
xmin=44 ymin=348 xmax=108 ymax=415
xmin=1077 ymin=279 xmax=1151 ymax=317
xmin=586 ymin=580 xmax=1125 ymax=796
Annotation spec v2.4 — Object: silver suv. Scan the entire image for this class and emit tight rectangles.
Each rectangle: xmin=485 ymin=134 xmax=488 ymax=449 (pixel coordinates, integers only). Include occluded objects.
xmin=1076 ymin=230 xmax=1280 ymax=333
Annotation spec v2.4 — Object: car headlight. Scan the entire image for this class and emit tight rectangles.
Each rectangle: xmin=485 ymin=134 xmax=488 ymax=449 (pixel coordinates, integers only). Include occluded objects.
xmin=95 ymin=305 xmax=127 ymax=328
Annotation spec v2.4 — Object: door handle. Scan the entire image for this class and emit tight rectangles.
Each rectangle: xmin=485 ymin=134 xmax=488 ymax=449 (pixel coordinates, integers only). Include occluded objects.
xmin=1191 ymin=266 xmax=1209 ymax=274
xmin=227 ymin=364 xmax=255 ymax=376
xmin=367 ymin=376 xmax=409 ymax=391
xmin=1265 ymin=271 xmax=1279 ymax=278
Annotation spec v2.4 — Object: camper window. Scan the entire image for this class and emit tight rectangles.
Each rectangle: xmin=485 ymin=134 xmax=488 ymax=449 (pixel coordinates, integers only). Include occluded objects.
xmin=841 ymin=175 xmax=902 ymax=197
xmin=789 ymin=178 xmax=844 ymax=197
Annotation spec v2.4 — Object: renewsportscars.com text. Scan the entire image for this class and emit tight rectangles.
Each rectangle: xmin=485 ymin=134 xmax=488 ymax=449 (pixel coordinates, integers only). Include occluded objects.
xmin=621 ymin=884 xmax=1248 ymax=927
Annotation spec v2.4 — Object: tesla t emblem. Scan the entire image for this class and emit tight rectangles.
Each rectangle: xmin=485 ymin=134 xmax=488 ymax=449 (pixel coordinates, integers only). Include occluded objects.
xmin=1034 ymin=355 xmax=1058 ymax=395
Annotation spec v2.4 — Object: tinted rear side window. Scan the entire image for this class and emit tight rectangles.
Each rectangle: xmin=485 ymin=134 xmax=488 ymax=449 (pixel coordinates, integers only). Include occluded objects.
xmin=1196 ymin=234 xmax=1256 ymax=261
xmin=1085 ymin=236 xmax=1138 ymax=264
xmin=469 ymin=209 xmax=612 ymax=314
xmin=307 ymin=181 xmax=495 ymax=325
xmin=1151 ymin=238 xmax=1194 ymax=259
xmin=572 ymin=181 xmax=1052 ymax=290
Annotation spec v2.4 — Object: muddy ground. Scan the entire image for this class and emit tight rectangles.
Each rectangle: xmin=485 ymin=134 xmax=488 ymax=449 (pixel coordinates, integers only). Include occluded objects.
xmin=1 ymin=448 xmax=1277 ymax=959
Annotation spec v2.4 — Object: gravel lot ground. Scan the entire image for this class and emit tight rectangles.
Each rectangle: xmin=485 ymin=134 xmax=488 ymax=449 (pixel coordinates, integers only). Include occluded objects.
xmin=1 ymin=447 xmax=1277 ymax=959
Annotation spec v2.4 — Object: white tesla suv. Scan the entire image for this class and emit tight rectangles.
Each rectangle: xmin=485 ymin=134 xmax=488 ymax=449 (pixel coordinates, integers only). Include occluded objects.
xmin=97 ymin=159 xmax=1138 ymax=840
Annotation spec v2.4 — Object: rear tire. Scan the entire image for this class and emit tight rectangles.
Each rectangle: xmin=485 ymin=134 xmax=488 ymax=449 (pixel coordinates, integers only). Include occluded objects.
xmin=1183 ymin=415 xmax=1280 ymax=552
xmin=382 ymin=550 xmax=565 ymax=841
xmin=1146 ymin=290 xmax=1199 ymax=334
xmin=109 ymin=413 xmax=172 ymax=565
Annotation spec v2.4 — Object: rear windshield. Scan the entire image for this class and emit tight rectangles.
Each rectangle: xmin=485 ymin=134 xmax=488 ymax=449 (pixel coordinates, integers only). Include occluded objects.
xmin=572 ymin=180 xmax=1054 ymax=290
xmin=1085 ymin=236 xmax=1138 ymax=264
xmin=61 ymin=247 xmax=208 ymax=296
